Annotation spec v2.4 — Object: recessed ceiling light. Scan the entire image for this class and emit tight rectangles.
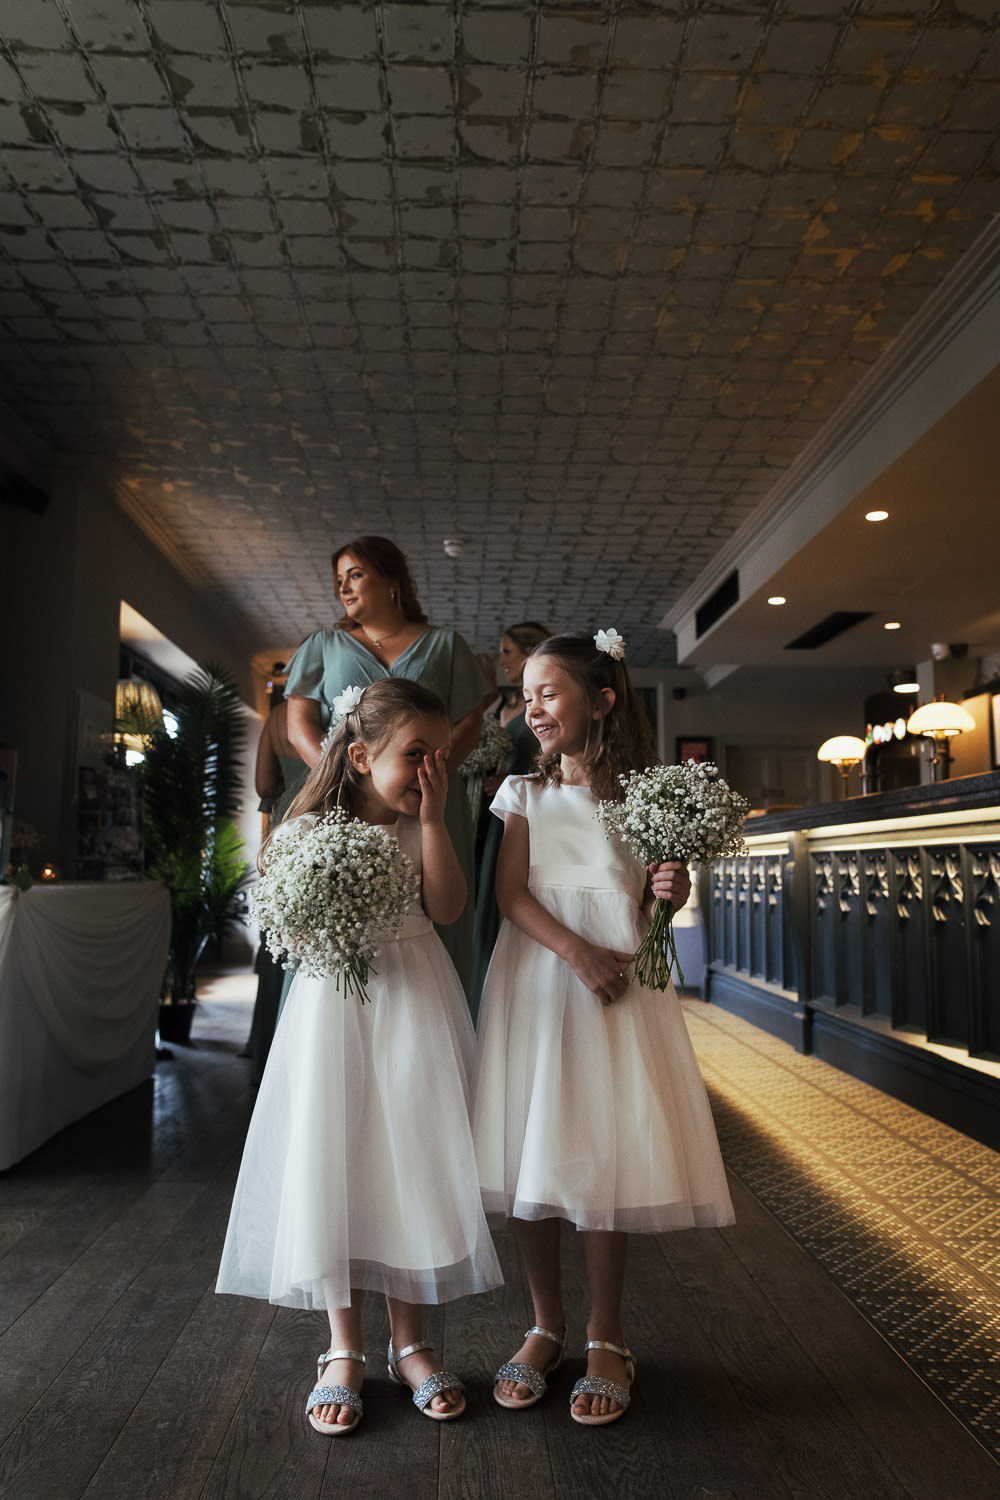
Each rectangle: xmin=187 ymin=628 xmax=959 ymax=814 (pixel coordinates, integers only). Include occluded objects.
xmin=893 ymin=681 xmax=920 ymax=694
xmin=884 ymin=621 xmax=901 ymax=630
xmin=767 ymin=595 xmax=786 ymax=606
xmin=866 ymin=509 xmax=889 ymax=522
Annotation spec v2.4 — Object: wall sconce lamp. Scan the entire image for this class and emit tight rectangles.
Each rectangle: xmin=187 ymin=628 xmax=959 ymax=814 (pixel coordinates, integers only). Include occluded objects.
xmin=817 ymin=735 xmax=868 ymax=782
xmin=905 ymin=701 xmax=976 ymax=782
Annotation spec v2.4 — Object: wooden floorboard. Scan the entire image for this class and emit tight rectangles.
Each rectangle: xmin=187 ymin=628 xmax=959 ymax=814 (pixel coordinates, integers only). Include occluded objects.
xmin=659 ymin=1200 xmax=916 ymax=1500
xmin=625 ymin=1226 xmax=792 ymax=1500
xmin=1 ymin=985 xmax=997 ymax=1500
xmin=719 ymin=1176 xmax=1000 ymax=1500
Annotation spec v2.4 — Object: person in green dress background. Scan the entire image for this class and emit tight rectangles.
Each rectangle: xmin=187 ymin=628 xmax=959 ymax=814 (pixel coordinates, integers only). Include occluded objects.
xmin=244 ymin=691 xmax=307 ymax=1084
xmin=284 ymin=536 xmax=492 ymax=998
xmin=471 ymin=621 xmax=549 ymax=1021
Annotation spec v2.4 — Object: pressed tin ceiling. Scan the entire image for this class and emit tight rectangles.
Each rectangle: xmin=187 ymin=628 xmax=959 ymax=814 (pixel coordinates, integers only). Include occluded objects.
xmin=0 ymin=0 xmax=998 ymax=666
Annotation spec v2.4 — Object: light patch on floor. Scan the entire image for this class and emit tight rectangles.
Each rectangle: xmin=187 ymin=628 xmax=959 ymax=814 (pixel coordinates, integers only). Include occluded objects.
xmin=684 ymin=999 xmax=1000 ymax=1463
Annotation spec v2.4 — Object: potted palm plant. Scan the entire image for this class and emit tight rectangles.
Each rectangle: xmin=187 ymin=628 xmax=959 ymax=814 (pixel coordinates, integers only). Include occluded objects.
xmin=130 ymin=663 xmax=251 ymax=1042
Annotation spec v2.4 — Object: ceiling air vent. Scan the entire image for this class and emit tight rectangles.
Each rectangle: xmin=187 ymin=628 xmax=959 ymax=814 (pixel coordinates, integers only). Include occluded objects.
xmin=785 ymin=611 xmax=872 ymax=650
xmin=695 ymin=570 xmax=739 ymax=638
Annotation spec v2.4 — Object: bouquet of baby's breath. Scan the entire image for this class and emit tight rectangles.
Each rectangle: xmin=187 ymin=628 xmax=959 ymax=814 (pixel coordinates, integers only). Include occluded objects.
xmin=459 ymin=714 xmax=513 ymax=821
xmin=597 ymin=761 xmax=750 ymax=989
xmin=459 ymin=714 xmax=513 ymax=779
xmin=250 ymin=810 xmax=420 ymax=1003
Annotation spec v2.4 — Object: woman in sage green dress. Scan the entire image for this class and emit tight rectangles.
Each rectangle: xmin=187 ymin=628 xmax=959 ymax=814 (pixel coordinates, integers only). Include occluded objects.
xmin=284 ymin=536 xmax=492 ymax=998
xmin=471 ymin=622 xmax=549 ymax=1021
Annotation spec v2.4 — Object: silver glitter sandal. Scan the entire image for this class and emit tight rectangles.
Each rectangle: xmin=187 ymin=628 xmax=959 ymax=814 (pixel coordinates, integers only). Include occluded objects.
xmin=387 ymin=1339 xmax=466 ymax=1421
xmin=569 ymin=1339 xmax=635 ymax=1426
xmin=306 ymin=1347 xmax=365 ymax=1435
xmin=494 ymin=1324 xmax=567 ymax=1409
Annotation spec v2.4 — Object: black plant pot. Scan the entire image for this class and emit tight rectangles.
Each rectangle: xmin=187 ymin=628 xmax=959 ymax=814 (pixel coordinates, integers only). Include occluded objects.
xmin=158 ymin=1002 xmax=197 ymax=1045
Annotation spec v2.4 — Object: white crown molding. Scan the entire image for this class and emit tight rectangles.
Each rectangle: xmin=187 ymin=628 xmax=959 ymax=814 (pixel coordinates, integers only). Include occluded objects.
xmin=660 ymin=213 xmax=1000 ymax=637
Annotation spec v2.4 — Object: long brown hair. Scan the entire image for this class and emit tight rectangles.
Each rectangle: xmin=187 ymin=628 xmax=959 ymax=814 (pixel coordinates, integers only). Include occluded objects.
xmin=259 ymin=678 xmax=449 ymax=868
xmin=330 ymin=536 xmax=428 ymax=628
xmin=531 ymin=632 xmax=658 ymax=802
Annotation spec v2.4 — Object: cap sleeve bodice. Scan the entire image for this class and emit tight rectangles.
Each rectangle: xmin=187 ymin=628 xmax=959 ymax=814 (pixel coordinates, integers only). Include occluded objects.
xmin=490 ymin=775 xmax=646 ymax=904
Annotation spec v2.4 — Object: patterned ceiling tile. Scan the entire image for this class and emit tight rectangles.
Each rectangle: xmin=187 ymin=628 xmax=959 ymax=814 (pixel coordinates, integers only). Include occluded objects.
xmin=0 ymin=0 xmax=997 ymax=663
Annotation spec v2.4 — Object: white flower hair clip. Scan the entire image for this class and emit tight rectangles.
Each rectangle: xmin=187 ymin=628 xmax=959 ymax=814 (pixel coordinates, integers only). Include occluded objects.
xmin=594 ymin=627 xmax=626 ymax=661
xmin=332 ymin=683 xmax=365 ymax=720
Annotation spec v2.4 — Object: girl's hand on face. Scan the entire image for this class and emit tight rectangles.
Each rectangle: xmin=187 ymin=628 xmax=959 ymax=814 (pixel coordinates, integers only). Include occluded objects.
xmin=649 ymin=861 xmax=691 ymax=911
xmin=417 ymin=749 xmax=450 ymax=825
xmin=568 ymin=939 xmax=634 ymax=1007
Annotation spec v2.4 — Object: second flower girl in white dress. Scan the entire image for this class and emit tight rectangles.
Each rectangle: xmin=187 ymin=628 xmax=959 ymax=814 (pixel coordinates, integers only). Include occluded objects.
xmin=474 ymin=631 xmax=734 ymax=1427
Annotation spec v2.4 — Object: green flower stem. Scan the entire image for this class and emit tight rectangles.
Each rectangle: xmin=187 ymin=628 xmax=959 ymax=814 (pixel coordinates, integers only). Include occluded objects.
xmin=633 ymin=899 xmax=686 ymax=991
xmin=338 ymin=956 xmax=374 ymax=1005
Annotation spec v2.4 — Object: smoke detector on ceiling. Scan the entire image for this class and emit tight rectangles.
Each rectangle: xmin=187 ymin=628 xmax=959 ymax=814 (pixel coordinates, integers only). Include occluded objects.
xmin=442 ymin=538 xmax=465 ymax=557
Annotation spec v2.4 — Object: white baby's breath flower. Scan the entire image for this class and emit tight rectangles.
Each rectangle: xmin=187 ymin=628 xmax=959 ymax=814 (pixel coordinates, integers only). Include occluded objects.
xmin=332 ymin=683 xmax=365 ymax=720
xmin=249 ymin=808 xmax=420 ymax=1003
xmin=594 ymin=627 xmax=626 ymax=661
xmin=459 ymin=715 xmax=513 ymax=778
xmin=597 ymin=761 xmax=750 ymax=989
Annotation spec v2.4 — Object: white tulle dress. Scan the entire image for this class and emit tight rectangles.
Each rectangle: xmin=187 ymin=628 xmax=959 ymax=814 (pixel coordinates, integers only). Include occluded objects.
xmin=217 ymin=816 xmax=503 ymax=1311
xmin=473 ymin=777 xmax=734 ymax=1234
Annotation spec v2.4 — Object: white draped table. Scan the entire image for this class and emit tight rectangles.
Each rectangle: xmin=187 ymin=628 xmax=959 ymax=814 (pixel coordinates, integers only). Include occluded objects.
xmin=0 ymin=881 xmax=171 ymax=1170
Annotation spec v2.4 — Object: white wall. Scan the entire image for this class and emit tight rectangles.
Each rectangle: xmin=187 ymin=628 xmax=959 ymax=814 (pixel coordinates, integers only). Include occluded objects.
xmin=632 ymin=660 xmax=888 ymax=804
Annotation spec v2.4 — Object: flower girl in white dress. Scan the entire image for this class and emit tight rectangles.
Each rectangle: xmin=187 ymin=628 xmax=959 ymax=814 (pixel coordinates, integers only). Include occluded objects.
xmin=218 ymin=679 xmax=502 ymax=1436
xmin=473 ymin=631 xmax=734 ymax=1427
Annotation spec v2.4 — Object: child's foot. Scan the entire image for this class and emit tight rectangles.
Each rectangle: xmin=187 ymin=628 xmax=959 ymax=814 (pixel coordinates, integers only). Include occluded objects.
xmin=570 ymin=1340 xmax=633 ymax=1422
xmin=391 ymin=1344 xmax=464 ymax=1417
xmin=309 ymin=1353 xmax=364 ymax=1433
xmin=495 ymin=1325 xmax=566 ymax=1405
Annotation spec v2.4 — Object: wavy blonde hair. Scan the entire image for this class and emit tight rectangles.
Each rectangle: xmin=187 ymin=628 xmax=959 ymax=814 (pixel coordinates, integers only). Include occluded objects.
xmin=530 ymin=632 xmax=658 ymax=803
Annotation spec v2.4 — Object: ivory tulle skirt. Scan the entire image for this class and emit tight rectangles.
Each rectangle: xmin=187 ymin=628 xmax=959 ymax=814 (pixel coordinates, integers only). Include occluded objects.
xmin=218 ymin=916 xmax=503 ymax=1310
xmin=473 ymin=882 xmax=734 ymax=1234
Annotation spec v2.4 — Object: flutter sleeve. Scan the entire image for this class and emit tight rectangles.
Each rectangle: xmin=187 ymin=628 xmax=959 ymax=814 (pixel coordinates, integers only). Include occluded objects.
xmin=283 ymin=631 xmax=328 ymax=703
xmin=489 ymin=775 xmax=529 ymax=822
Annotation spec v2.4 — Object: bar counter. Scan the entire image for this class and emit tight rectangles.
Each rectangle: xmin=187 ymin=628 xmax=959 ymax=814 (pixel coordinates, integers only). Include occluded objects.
xmin=704 ymin=771 xmax=1000 ymax=1150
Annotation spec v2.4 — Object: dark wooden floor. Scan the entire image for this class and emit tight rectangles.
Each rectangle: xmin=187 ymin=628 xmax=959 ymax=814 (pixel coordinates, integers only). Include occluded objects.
xmin=1 ymin=988 xmax=998 ymax=1500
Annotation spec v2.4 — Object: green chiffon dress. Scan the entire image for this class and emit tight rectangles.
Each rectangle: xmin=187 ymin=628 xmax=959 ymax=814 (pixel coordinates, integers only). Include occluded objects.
xmin=470 ymin=708 xmax=539 ymax=1023
xmin=283 ymin=626 xmax=491 ymax=999
xmin=246 ymin=751 xmax=308 ymax=1084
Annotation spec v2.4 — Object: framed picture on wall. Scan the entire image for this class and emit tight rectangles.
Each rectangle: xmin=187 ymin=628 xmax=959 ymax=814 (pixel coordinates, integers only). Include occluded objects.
xmin=676 ymin=736 xmax=713 ymax=765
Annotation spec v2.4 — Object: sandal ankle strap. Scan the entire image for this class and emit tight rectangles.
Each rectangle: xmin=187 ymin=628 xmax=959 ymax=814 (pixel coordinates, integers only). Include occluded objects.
xmin=583 ymin=1339 xmax=632 ymax=1361
xmin=390 ymin=1339 xmax=432 ymax=1363
xmin=317 ymin=1348 xmax=366 ymax=1378
xmin=526 ymin=1325 xmax=565 ymax=1347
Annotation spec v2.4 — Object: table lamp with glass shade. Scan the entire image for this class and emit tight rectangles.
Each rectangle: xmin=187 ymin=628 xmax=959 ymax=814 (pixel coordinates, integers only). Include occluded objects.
xmin=114 ymin=679 xmax=164 ymax=763
xmin=905 ymin=701 xmax=976 ymax=781
xmin=817 ymin=735 xmax=867 ymax=783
